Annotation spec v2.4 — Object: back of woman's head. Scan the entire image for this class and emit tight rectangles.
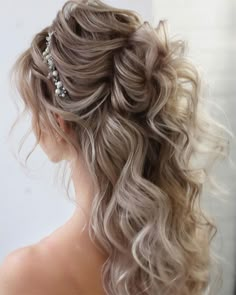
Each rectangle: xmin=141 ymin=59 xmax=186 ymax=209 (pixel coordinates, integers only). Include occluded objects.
xmin=9 ymin=0 xmax=234 ymax=294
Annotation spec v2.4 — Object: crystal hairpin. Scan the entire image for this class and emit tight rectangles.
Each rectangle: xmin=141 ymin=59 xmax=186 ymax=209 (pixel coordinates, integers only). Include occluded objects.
xmin=42 ymin=31 xmax=69 ymax=99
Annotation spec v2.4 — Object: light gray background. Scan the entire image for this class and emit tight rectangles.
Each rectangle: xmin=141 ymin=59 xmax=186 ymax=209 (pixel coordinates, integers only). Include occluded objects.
xmin=0 ymin=1 xmax=235 ymax=294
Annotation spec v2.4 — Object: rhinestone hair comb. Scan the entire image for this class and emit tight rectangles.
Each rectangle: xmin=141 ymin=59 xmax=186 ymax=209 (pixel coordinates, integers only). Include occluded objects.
xmin=42 ymin=31 xmax=70 ymax=99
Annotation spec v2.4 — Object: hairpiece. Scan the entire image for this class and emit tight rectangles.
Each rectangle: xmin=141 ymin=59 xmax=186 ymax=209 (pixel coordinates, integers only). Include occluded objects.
xmin=42 ymin=31 xmax=70 ymax=99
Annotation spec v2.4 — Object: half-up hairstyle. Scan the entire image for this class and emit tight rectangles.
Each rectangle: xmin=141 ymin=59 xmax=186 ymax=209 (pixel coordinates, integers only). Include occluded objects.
xmin=9 ymin=0 xmax=234 ymax=294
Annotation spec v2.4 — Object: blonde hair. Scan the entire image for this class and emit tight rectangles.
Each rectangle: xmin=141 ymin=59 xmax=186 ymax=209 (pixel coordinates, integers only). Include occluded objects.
xmin=9 ymin=0 xmax=234 ymax=294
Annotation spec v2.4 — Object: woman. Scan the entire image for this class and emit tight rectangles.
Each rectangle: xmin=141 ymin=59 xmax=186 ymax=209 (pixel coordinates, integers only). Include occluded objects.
xmin=0 ymin=0 xmax=232 ymax=294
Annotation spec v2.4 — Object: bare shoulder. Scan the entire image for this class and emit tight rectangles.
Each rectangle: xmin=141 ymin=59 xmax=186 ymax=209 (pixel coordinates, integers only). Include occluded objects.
xmin=0 ymin=245 xmax=52 ymax=294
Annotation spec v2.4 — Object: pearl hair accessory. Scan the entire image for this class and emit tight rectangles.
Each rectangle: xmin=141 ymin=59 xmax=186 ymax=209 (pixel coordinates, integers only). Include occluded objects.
xmin=42 ymin=31 xmax=69 ymax=99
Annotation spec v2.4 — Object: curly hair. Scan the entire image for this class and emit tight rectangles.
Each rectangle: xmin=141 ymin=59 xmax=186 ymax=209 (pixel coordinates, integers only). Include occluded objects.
xmin=9 ymin=0 xmax=234 ymax=294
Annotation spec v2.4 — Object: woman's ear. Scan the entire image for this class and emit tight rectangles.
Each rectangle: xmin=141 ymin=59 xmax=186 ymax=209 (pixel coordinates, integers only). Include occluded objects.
xmin=54 ymin=113 xmax=70 ymax=133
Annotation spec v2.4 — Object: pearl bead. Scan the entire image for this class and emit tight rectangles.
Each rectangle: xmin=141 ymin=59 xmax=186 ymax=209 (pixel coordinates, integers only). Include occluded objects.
xmin=55 ymin=89 xmax=61 ymax=95
xmin=46 ymin=54 xmax=51 ymax=60
xmin=56 ymin=81 xmax=62 ymax=88
xmin=53 ymin=71 xmax=58 ymax=77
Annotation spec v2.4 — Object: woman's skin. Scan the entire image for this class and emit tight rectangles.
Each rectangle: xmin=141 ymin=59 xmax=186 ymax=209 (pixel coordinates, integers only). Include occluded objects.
xmin=0 ymin=114 xmax=108 ymax=295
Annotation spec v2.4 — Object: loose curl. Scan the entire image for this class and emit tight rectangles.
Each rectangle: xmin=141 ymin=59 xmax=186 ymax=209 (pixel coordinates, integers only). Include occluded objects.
xmin=9 ymin=0 xmax=234 ymax=294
